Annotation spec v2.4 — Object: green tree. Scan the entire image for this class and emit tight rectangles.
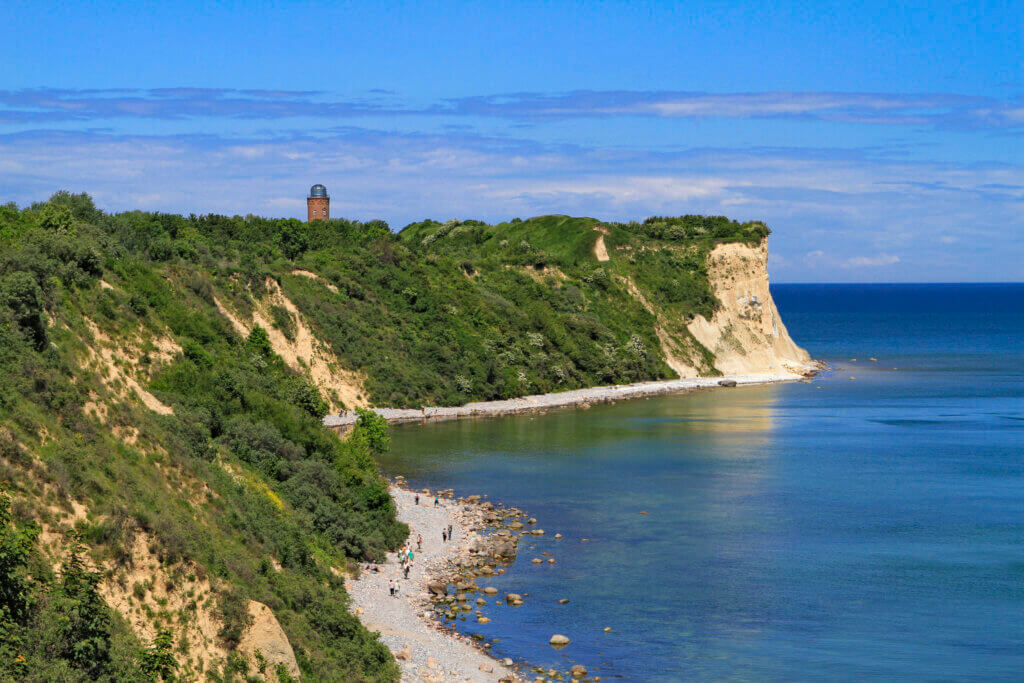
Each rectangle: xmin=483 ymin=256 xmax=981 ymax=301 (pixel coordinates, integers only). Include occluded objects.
xmin=50 ymin=536 xmax=112 ymax=677
xmin=0 ymin=271 xmax=47 ymax=349
xmin=0 ymin=492 xmax=37 ymax=624
xmin=354 ymin=409 xmax=390 ymax=454
xmin=0 ymin=492 xmax=38 ymax=679
xmin=138 ymin=628 xmax=177 ymax=681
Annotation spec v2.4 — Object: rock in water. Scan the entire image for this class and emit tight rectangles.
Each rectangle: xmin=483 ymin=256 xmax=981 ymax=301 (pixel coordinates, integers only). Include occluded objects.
xmin=550 ymin=634 xmax=570 ymax=646
xmin=571 ymin=664 xmax=588 ymax=678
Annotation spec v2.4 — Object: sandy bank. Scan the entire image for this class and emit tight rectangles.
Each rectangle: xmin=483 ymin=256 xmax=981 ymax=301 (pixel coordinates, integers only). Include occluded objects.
xmin=325 ymin=371 xmax=816 ymax=429
xmin=347 ymin=486 xmax=517 ymax=682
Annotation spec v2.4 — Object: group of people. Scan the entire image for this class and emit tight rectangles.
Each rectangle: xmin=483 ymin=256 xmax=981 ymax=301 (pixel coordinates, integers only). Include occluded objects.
xmin=386 ymin=493 xmax=454 ymax=598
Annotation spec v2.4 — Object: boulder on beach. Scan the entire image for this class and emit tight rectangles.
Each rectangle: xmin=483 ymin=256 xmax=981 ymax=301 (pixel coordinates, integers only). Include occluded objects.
xmin=493 ymin=540 xmax=517 ymax=557
xmin=395 ymin=645 xmax=412 ymax=660
xmin=718 ymin=379 xmax=738 ymax=387
xmin=427 ymin=582 xmax=448 ymax=596
xmin=479 ymin=662 xmax=493 ymax=673
xmin=549 ymin=634 xmax=570 ymax=646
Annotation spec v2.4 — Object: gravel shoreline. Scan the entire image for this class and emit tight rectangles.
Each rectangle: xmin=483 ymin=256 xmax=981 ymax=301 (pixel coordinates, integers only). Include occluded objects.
xmin=325 ymin=371 xmax=815 ymax=429
xmin=348 ymin=485 xmax=520 ymax=683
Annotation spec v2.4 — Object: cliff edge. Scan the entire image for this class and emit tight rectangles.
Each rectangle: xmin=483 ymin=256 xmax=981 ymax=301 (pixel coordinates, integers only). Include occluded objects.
xmin=688 ymin=238 xmax=811 ymax=377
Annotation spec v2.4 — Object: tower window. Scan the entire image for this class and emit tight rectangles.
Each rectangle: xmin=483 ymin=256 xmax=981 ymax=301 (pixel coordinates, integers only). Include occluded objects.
xmin=313 ymin=209 xmax=318 ymax=216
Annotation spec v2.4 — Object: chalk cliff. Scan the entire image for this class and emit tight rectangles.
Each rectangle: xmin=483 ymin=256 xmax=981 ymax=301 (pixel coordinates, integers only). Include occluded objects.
xmin=688 ymin=239 xmax=811 ymax=376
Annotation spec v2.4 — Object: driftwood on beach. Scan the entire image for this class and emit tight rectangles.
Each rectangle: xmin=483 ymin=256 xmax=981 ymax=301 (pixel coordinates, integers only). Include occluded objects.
xmin=324 ymin=372 xmax=814 ymax=430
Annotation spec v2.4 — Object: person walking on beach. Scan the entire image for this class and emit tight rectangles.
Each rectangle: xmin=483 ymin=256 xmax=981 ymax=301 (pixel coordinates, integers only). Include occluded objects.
xmin=388 ymin=579 xmax=395 ymax=597
xmin=442 ymin=529 xmax=447 ymax=543
xmin=448 ymin=524 xmax=453 ymax=540
xmin=417 ymin=534 xmax=422 ymax=551
xmin=403 ymin=563 xmax=410 ymax=579
xmin=415 ymin=493 xmax=419 ymax=505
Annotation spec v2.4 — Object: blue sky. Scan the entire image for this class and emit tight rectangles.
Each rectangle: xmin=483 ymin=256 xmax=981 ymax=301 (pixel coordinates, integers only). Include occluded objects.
xmin=1 ymin=0 xmax=1021 ymax=281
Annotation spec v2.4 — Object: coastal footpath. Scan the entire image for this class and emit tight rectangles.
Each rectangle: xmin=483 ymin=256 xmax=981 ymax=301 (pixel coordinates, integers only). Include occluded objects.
xmin=324 ymin=370 xmax=817 ymax=429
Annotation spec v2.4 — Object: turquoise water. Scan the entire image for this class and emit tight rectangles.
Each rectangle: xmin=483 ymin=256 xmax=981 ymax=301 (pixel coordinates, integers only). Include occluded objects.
xmin=382 ymin=284 xmax=1024 ymax=680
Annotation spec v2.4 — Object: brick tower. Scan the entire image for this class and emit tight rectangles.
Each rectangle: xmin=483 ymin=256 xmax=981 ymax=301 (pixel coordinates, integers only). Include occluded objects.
xmin=307 ymin=184 xmax=329 ymax=222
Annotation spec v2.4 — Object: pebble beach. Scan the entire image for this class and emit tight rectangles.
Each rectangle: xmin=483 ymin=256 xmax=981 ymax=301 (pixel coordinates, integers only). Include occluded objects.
xmin=347 ymin=486 xmax=519 ymax=683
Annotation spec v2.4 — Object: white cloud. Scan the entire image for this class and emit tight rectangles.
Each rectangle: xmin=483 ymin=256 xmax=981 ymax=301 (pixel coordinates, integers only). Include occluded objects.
xmin=1 ymin=128 xmax=1021 ymax=281
xmin=844 ymin=254 xmax=900 ymax=268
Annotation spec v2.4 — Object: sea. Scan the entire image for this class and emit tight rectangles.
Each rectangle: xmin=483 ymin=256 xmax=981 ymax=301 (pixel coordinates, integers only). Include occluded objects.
xmin=381 ymin=283 xmax=1024 ymax=681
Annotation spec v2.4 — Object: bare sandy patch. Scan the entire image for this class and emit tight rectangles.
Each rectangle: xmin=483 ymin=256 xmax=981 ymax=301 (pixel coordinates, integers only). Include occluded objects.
xmin=82 ymin=319 xmax=174 ymax=415
xmin=214 ymin=281 xmax=368 ymax=411
xmin=291 ymin=268 xmax=339 ymax=293
xmin=592 ymin=227 xmax=610 ymax=262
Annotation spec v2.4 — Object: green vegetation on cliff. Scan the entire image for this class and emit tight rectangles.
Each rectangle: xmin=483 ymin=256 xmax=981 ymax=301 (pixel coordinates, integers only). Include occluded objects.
xmin=0 ymin=192 xmax=770 ymax=679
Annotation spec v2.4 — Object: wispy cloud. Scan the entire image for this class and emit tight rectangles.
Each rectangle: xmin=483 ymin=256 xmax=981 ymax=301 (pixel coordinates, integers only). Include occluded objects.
xmin=0 ymin=123 xmax=1020 ymax=281
xmin=844 ymin=254 xmax=901 ymax=268
xmin=437 ymin=91 xmax=1024 ymax=131
xmin=1 ymin=88 xmax=1022 ymax=131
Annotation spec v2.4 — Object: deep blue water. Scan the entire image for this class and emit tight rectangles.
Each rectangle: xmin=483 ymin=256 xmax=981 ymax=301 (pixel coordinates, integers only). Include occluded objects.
xmin=382 ymin=283 xmax=1024 ymax=681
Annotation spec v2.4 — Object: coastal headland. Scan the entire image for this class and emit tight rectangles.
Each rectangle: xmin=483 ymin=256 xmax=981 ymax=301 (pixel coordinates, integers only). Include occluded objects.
xmin=0 ymin=200 xmax=818 ymax=679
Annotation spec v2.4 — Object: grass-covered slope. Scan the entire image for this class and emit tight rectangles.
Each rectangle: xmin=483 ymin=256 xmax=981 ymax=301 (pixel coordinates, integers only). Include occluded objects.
xmin=0 ymin=192 xmax=773 ymax=679
xmin=0 ymin=194 xmax=404 ymax=680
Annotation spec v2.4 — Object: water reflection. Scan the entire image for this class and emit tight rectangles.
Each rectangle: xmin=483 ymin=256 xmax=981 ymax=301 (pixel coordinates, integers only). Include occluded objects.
xmin=382 ymin=384 xmax=790 ymax=679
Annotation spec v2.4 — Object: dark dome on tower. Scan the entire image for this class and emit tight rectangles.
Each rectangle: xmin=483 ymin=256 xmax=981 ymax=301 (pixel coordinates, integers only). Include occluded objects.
xmin=309 ymin=184 xmax=328 ymax=198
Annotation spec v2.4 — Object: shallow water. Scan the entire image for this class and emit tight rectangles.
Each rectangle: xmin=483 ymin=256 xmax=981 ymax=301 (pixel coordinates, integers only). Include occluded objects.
xmin=382 ymin=283 xmax=1024 ymax=680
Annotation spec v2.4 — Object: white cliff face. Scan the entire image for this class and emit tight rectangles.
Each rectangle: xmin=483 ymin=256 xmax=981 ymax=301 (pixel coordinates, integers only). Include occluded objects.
xmin=687 ymin=239 xmax=811 ymax=377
